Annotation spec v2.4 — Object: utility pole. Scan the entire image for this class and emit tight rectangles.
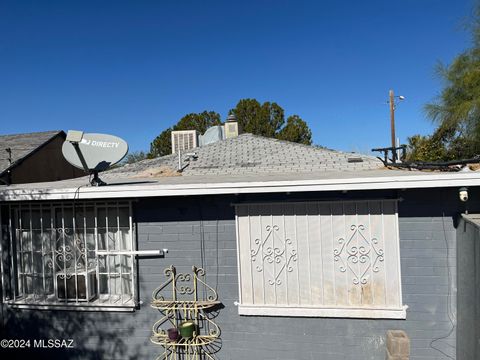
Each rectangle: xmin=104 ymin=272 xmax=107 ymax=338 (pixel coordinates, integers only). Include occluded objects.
xmin=372 ymin=91 xmax=405 ymax=165
xmin=389 ymin=89 xmax=396 ymax=161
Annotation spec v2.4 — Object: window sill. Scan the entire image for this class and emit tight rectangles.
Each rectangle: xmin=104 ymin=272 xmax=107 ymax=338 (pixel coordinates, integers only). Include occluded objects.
xmin=6 ymin=301 xmax=136 ymax=312
xmin=238 ymin=304 xmax=408 ymax=319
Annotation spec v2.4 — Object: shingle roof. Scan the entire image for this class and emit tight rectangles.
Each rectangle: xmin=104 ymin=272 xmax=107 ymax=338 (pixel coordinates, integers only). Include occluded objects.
xmin=107 ymin=133 xmax=383 ymax=180
xmin=2 ymin=133 xmax=479 ymax=200
xmin=0 ymin=130 xmax=63 ymax=175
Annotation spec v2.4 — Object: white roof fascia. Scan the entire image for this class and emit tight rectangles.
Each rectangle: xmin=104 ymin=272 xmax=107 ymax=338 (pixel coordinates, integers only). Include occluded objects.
xmin=1 ymin=172 xmax=480 ymax=202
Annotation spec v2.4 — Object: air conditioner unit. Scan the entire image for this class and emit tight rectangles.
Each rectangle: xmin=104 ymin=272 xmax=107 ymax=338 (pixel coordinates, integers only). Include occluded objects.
xmin=56 ymin=268 xmax=97 ymax=301
xmin=171 ymin=130 xmax=198 ymax=154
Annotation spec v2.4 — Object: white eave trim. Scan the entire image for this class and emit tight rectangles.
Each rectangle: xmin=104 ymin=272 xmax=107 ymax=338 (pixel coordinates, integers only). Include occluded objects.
xmin=1 ymin=172 xmax=480 ymax=201
xmin=238 ymin=304 xmax=408 ymax=319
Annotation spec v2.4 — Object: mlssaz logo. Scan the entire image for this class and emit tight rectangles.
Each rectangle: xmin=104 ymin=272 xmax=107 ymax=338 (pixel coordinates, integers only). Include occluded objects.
xmin=81 ymin=138 xmax=120 ymax=148
xmin=34 ymin=339 xmax=75 ymax=348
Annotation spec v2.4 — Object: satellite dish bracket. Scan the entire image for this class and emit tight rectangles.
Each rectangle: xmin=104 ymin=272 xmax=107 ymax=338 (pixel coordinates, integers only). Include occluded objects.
xmin=91 ymin=170 xmax=107 ymax=187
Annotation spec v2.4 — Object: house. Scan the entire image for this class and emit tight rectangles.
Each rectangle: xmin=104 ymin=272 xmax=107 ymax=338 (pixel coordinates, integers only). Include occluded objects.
xmin=0 ymin=132 xmax=479 ymax=359
xmin=0 ymin=130 xmax=84 ymax=185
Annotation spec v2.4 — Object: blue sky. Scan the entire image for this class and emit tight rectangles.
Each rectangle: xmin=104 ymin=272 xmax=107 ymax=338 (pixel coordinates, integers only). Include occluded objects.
xmin=0 ymin=0 xmax=475 ymax=154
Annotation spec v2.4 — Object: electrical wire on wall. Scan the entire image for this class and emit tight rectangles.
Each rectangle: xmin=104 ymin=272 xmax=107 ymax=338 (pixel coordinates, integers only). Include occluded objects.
xmin=0 ymin=208 xmax=4 ymax=333
xmin=198 ymin=200 xmax=207 ymax=297
xmin=214 ymin=217 xmax=219 ymax=293
xmin=72 ymin=174 xmax=92 ymax=219
xmin=199 ymin=208 xmax=206 ymax=270
xmin=0 ymin=290 xmax=4 ymax=336
xmin=429 ymin=212 xmax=456 ymax=360
xmin=69 ymin=173 xmax=92 ymax=281
xmin=0 ymin=237 xmax=4 ymax=333
xmin=196 ymin=199 xmax=221 ymax=298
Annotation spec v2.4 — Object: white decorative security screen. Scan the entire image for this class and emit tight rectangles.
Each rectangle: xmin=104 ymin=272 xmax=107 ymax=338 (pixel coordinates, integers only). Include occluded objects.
xmin=1 ymin=201 xmax=135 ymax=309
xmin=235 ymin=200 xmax=406 ymax=319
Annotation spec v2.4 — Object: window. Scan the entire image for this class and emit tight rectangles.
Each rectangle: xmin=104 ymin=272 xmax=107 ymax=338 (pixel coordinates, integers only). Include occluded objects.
xmin=235 ymin=200 xmax=406 ymax=319
xmin=0 ymin=201 xmax=136 ymax=309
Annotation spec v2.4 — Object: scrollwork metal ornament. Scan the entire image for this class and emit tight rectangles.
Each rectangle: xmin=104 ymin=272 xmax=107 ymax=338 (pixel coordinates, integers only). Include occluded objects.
xmin=334 ymin=224 xmax=384 ymax=285
xmin=151 ymin=265 xmax=221 ymax=360
xmin=45 ymin=228 xmax=97 ymax=276
xmin=251 ymin=224 xmax=298 ymax=286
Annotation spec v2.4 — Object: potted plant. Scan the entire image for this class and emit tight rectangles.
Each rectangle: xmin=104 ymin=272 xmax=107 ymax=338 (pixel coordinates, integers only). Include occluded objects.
xmin=178 ymin=321 xmax=196 ymax=339
xmin=167 ymin=327 xmax=179 ymax=341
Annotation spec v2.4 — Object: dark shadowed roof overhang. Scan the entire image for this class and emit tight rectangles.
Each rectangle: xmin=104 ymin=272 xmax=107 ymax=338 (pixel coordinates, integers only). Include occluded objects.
xmin=0 ymin=130 xmax=65 ymax=177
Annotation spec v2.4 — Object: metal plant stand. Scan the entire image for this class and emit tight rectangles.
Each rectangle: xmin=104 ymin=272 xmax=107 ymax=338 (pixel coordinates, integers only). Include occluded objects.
xmin=150 ymin=265 xmax=221 ymax=360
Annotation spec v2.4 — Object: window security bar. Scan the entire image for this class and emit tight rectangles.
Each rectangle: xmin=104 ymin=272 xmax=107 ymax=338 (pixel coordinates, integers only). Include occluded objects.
xmin=0 ymin=201 xmax=149 ymax=309
xmin=96 ymin=250 xmax=165 ymax=256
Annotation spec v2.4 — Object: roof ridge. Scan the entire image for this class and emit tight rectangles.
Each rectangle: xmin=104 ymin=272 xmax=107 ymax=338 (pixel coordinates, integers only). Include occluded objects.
xmin=0 ymin=130 xmax=63 ymax=138
xmin=234 ymin=133 xmax=376 ymax=159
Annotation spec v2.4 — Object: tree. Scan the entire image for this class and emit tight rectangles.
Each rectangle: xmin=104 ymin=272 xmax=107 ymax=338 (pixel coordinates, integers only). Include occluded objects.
xmin=175 ymin=111 xmax=222 ymax=133
xmin=229 ymin=99 xmax=312 ymax=145
xmin=122 ymin=151 xmax=148 ymax=164
xmin=149 ymin=100 xmax=313 ymax=158
xmin=149 ymin=127 xmax=173 ymax=158
xmin=406 ymin=123 xmax=473 ymax=162
xmin=230 ymin=99 xmax=284 ymax=138
xmin=406 ymin=133 xmax=450 ymax=162
xmin=408 ymin=5 xmax=480 ymax=161
xmin=149 ymin=111 xmax=221 ymax=157
xmin=276 ymin=115 xmax=312 ymax=145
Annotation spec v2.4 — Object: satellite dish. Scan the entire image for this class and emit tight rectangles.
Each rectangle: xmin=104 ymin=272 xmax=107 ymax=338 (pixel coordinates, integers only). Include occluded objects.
xmin=62 ymin=131 xmax=128 ymax=186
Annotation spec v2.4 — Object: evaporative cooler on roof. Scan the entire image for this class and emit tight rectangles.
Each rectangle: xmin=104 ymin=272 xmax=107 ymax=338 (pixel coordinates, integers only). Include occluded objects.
xmin=171 ymin=130 xmax=198 ymax=154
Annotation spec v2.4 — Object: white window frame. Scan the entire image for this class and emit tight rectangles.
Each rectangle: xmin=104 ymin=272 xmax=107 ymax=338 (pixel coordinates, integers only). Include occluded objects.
xmin=234 ymin=200 xmax=407 ymax=319
xmin=0 ymin=201 xmax=137 ymax=311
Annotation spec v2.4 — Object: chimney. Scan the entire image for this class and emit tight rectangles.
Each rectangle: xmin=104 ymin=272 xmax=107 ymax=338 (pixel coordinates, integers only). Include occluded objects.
xmin=224 ymin=114 xmax=241 ymax=139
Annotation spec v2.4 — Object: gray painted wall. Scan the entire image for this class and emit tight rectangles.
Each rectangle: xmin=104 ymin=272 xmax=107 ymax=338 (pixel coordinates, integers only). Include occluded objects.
xmin=456 ymin=217 xmax=480 ymax=360
xmin=1 ymin=187 xmax=477 ymax=360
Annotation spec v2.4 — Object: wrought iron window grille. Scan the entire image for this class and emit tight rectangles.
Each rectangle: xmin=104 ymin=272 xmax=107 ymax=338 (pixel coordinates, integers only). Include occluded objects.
xmin=0 ymin=201 xmax=136 ymax=309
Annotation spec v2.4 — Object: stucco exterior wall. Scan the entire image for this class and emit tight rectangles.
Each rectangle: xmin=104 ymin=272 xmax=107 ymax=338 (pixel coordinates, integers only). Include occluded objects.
xmin=0 ymin=187 xmax=477 ymax=359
